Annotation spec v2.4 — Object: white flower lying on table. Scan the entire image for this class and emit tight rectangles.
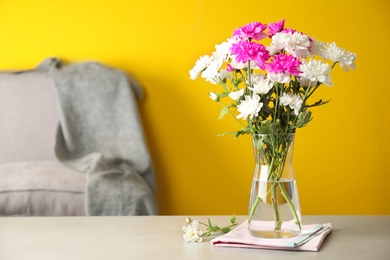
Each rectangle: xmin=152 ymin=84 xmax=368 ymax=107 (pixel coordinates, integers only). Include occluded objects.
xmin=182 ymin=215 xmax=238 ymax=242
xmin=182 ymin=220 xmax=203 ymax=242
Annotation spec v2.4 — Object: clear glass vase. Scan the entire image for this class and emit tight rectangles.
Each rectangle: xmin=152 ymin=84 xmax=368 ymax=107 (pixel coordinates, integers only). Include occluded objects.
xmin=248 ymin=134 xmax=302 ymax=238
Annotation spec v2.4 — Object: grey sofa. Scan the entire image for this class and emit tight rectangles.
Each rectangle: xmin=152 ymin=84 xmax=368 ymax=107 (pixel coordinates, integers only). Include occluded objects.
xmin=0 ymin=59 xmax=157 ymax=216
xmin=0 ymin=69 xmax=86 ymax=216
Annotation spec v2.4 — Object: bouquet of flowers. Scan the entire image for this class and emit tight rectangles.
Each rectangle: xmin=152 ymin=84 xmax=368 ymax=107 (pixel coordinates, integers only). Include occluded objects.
xmin=190 ymin=19 xmax=356 ymax=137
xmin=189 ymin=19 xmax=356 ymax=236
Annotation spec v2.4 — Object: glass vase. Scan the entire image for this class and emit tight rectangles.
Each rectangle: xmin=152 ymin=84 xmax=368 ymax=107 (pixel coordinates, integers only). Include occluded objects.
xmin=248 ymin=133 xmax=302 ymax=238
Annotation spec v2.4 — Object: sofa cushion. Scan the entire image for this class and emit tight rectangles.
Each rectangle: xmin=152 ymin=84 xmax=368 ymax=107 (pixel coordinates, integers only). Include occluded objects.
xmin=0 ymin=161 xmax=85 ymax=216
xmin=0 ymin=71 xmax=59 ymax=163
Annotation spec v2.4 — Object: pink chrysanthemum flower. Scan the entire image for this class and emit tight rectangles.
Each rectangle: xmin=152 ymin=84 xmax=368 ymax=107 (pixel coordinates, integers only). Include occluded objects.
xmin=233 ymin=22 xmax=268 ymax=41
xmin=230 ymin=41 xmax=270 ymax=70
xmin=226 ymin=63 xmax=235 ymax=72
xmin=268 ymin=53 xmax=301 ymax=76
xmin=268 ymin=19 xmax=285 ymax=37
xmin=282 ymin=28 xmax=297 ymax=34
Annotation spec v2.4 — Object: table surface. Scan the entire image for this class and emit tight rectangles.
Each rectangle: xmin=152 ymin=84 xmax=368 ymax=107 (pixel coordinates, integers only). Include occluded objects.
xmin=0 ymin=215 xmax=389 ymax=260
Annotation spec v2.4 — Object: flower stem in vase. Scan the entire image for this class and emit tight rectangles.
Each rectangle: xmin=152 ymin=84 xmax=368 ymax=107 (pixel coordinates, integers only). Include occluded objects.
xmin=279 ymin=181 xmax=302 ymax=231
xmin=271 ymin=183 xmax=282 ymax=230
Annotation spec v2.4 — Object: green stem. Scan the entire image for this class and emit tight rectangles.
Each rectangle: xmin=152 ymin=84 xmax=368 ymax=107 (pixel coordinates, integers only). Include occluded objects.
xmin=274 ymin=138 xmax=301 ymax=232
xmin=271 ymin=183 xmax=281 ymax=230
xmin=217 ymin=82 xmax=230 ymax=93
xmin=273 ymin=83 xmax=280 ymax=123
xmin=198 ymin=220 xmax=239 ymax=237
xmin=279 ymin=182 xmax=302 ymax=231
xmin=248 ymin=196 xmax=260 ymax=223
xmin=247 ymin=60 xmax=252 ymax=89
xmin=269 ymin=143 xmax=287 ymax=231
xmin=285 ymin=111 xmax=290 ymax=133
xmin=305 ymin=85 xmax=319 ymax=100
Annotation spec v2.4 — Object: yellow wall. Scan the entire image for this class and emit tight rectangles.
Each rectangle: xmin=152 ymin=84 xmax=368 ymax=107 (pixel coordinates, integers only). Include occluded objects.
xmin=1 ymin=0 xmax=389 ymax=215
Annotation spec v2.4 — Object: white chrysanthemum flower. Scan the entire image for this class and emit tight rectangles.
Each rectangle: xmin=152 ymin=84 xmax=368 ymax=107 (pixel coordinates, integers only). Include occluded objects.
xmin=189 ymin=55 xmax=211 ymax=80
xmin=209 ymin=92 xmax=219 ymax=102
xmin=279 ymin=92 xmax=303 ymax=115
xmin=229 ymin=58 xmax=246 ymax=69
xmin=322 ymin=43 xmax=343 ymax=60
xmin=219 ymin=69 xmax=232 ymax=81
xmin=228 ymin=89 xmax=244 ymax=101
xmin=270 ymin=32 xmax=311 ymax=58
xmin=182 ymin=221 xmax=203 ymax=243
xmin=201 ymin=59 xmax=223 ymax=84
xmin=299 ymin=59 xmax=332 ymax=86
xmin=213 ymin=40 xmax=232 ymax=62
xmin=309 ymin=38 xmax=325 ymax=57
xmin=287 ymin=32 xmax=311 ymax=58
xmin=338 ymin=50 xmax=356 ymax=72
xmin=267 ymin=72 xmax=291 ymax=84
xmin=250 ymin=73 xmax=274 ymax=94
xmin=237 ymin=94 xmax=263 ymax=120
xmin=297 ymin=76 xmax=317 ymax=87
xmin=228 ymin=35 xmax=241 ymax=45
xmin=269 ymin=32 xmax=287 ymax=54
xmin=322 ymin=42 xmax=356 ymax=72
xmin=230 ymin=57 xmax=259 ymax=70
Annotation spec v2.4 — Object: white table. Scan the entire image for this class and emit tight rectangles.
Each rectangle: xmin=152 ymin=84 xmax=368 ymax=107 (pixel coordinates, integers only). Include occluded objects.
xmin=0 ymin=215 xmax=389 ymax=260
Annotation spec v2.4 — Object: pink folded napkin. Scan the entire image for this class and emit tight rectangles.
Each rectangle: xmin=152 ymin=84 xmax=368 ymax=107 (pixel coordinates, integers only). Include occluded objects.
xmin=211 ymin=220 xmax=332 ymax=252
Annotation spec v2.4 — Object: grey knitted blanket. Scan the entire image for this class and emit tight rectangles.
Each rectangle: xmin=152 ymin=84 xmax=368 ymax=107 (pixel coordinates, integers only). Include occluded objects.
xmin=45 ymin=58 xmax=157 ymax=216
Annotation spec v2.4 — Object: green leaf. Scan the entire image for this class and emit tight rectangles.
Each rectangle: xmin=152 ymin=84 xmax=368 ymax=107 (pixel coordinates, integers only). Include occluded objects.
xmin=230 ymin=214 xmax=237 ymax=224
xmin=234 ymin=130 xmax=246 ymax=138
xmin=218 ymin=106 xmax=229 ymax=120
xmin=232 ymin=77 xmax=243 ymax=88
xmin=295 ymin=110 xmax=313 ymax=128
xmin=306 ymin=99 xmax=331 ymax=108
xmin=219 ymin=92 xmax=229 ymax=98
xmin=216 ymin=131 xmax=238 ymax=137
xmin=216 ymin=127 xmax=250 ymax=138
xmin=221 ymin=227 xmax=231 ymax=233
